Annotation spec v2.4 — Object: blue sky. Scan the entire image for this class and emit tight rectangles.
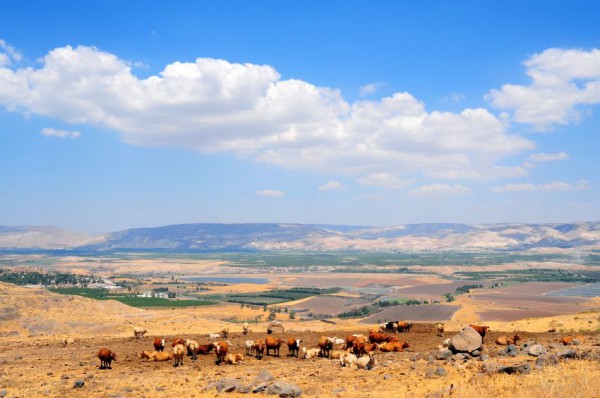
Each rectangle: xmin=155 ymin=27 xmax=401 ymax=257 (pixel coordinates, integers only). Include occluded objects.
xmin=1 ymin=1 xmax=599 ymax=233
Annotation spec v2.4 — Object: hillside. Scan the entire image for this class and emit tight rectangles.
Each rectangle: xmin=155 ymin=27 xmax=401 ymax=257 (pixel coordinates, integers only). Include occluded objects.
xmin=1 ymin=221 xmax=600 ymax=252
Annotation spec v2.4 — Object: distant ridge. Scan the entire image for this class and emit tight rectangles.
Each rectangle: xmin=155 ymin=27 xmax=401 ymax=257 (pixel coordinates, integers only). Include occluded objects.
xmin=1 ymin=222 xmax=599 ymax=252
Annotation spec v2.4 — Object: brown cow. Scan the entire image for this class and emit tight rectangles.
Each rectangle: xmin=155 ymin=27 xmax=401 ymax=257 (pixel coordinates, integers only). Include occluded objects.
xmin=214 ymin=341 xmax=230 ymax=365
xmin=368 ymin=331 xmax=398 ymax=344
xmin=379 ymin=341 xmax=409 ymax=352
xmin=98 ymin=348 xmax=117 ymax=369
xmin=469 ymin=324 xmax=490 ymax=338
xmin=396 ymin=321 xmax=412 ymax=333
xmin=318 ymin=336 xmax=334 ymax=358
xmin=287 ymin=338 xmax=301 ymax=358
xmin=495 ymin=332 xmax=521 ymax=346
xmin=172 ymin=338 xmax=185 ymax=347
xmin=195 ymin=343 xmax=215 ymax=355
xmin=253 ymin=340 xmax=266 ymax=360
xmin=153 ymin=338 xmax=165 ymax=352
xmin=265 ymin=337 xmax=284 ymax=357
xmin=436 ymin=323 xmax=445 ymax=337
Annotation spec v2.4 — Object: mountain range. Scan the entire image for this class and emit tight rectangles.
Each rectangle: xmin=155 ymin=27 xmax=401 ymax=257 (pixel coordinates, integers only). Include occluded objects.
xmin=0 ymin=222 xmax=599 ymax=252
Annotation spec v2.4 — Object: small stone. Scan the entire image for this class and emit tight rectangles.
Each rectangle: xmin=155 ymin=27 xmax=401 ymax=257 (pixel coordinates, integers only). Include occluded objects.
xmin=427 ymin=355 xmax=435 ymax=363
xmin=155 ymin=386 xmax=166 ymax=392
xmin=252 ymin=383 xmax=269 ymax=393
xmin=46 ymin=372 xmax=54 ymax=376
xmin=480 ymin=354 xmax=490 ymax=361
xmin=527 ymin=344 xmax=546 ymax=357
xmin=383 ymin=374 xmax=391 ymax=380
xmin=61 ymin=375 xmax=70 ymax=380
xmin=436 ymin=350 xmax=452 ymax=360
xmin=73 ymin=379 xmax=85 ymax=388
xmin=498 ymin=363 xmax=531 ymax=375
xmin=0 ymin=389 xmax=6 ymax=397
xmin=255 ymin=369 xmax=275 ymax=382
xmin=436 ymin=367 xmax=447 ymax=376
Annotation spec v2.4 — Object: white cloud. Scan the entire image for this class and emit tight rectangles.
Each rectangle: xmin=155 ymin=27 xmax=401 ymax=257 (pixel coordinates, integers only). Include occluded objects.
xmin=528 ymin=152 xmax=568 ymax=162
xmin=318 ymin=181 xmax=344 ymax=191
xmin=491 ymin=180 xmax=589 ymax=193
xmin=357 ymin=173 xmax=412 ymax=189
xmin=408 ymin=183 xmax=471 ymax=197
xmin=41 ymin=127 xmax=81 ymax=139
xmin=0 ymin=39 xmax=22 ymax=66
xmin=257 ymin=189 xmax=285 ymax=197
xmin=359 ymin=82 xmax=385 ymax=97
xmin=0 ymin=43 xmax=538 ymax=181
xmin=487 ymin=48 xmax=600 ymax=129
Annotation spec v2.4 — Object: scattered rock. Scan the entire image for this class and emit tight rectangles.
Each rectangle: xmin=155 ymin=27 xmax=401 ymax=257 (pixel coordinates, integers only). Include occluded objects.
xmin=481 ymin=361 xmax=500 ymax=374
xmin=255 ymin=370 xmax=275 ymax=383
xmin=425 ymin=367 xmax=446 ymax=378
xmin=527 ymin=344 xmax=547 ymax=357
xmin=498 ymin=363 xmax=531 ymax=375
xmin=155 ymin=386 xmax=166 ymax=392
xmin=253 ymin=383 xmax=269 ymax=393
xmin=383 ymin=374 xmax=391 ymax=380
xmin=46 ymin=372 xmax=53 ymax=376
xmin=557 ymin=349 xmax=578 ymax=359
xmin=435 ymin=350 xmax=452 ymax=360
xmin=73 ymin=379 xmax=84 ymax=388
xmin=499 ymin=344 xmax=518 ymax=357
xmin=266 ymin=380 xmax=302 ymax=397
xmin=449 ymin=326 xmax=482 ymax=353
xmin=0 ymin=389 xmax=6 ymax=397
xmin=470 ymin=350 xmax=481 ymax=357
xmin=480 ymin=354 xmax=490 ymax=361
xmin=61 ymin=374 xmax=69 ymax=380
xmin=536 ymin=354 xmax=559 ymax=368
xmin=427 ymin=355 xmax=435 ymax=363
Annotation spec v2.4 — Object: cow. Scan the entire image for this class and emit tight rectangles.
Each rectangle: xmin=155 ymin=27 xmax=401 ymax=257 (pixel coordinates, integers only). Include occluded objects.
xmin=560 ymin=335 xmax=586 ymax=345
xmin=385 ymin=321 xmax=397 ymax=333
xmin=195 ymin=343 xmax=215 ymax=355
xmin=253 ymin=340 xmax=265 ymax=360
xmin=318 ymin=336 xmax=335 ymax=358
xmin=436 ymin=323 xmax=445 ymax=337
xmin=287 ymin=338 xmax=301 ymax=358
xmin=396 ymin=321 xmax=412 ymax=333
xmin=242 ymin=322 xmax=249 ymax=335
xmin=172 ymin=344 xmax=185 ymax=367
xmin=214 ymin=341 xmax=230 ymax=365
xmin=265 ymin=337 xmax=284 ymax=357
xmin=153 ymin=338 xmax=165 ymax=352
xmin=368 ymin=331 xmax=398 ymax=344
xmin=98 ymin=348 xmax=116 ymax=369
xmin=379 ymin=341 xmax=409 ymax=352
xmin=495 ymin=332 xmax=521 ymax=346
xmin=133 ymin=327 xmax=148 ymax=339
xmin=469 ymin=324 xmax=490 ymax=338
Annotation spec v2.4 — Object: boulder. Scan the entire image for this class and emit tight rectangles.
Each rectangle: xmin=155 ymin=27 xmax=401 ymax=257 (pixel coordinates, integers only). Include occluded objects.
xmin=266 ymin=380 xmax=302 ymax=397
xmin=449 ymin=327 xmax=482 ymax=353
xmin=527 ymin=344 xmax=547 ymax=357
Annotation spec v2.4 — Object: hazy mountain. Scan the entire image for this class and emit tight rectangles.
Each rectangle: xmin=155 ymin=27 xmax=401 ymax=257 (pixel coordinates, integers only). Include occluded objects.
xmin=1 ymin=222 xmax=599 ymax=252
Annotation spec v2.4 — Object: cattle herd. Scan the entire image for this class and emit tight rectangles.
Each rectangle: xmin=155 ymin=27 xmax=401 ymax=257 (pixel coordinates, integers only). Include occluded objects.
xmin=92 ymin=320 xmax=591 ymax=371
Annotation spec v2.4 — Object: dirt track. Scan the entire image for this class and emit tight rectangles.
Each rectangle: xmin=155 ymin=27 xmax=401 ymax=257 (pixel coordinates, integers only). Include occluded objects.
xmin=1 ymin=326 xmax=597 ymax=398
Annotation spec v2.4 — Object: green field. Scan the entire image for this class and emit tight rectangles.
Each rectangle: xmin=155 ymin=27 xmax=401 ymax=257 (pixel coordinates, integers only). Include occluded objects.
xmin=49 ymin=287 xmax=215 ymax=308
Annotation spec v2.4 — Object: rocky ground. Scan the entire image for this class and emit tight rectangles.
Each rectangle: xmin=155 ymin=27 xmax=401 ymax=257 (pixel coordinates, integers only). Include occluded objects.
xmin=1 ymin=327 xmax=599 ymax=398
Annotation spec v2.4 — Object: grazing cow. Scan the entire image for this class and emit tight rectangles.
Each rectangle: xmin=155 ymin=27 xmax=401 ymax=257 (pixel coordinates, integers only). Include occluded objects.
xmin=195 ymin=343 xmax=215 ymax=355
xmin=469 ymin=324 xmax=490 ymax=338
xmin=352 ymin=338 xmax=367 ymax=357
xmin=133 ymin=327 xmax=148 ymax=339
xmin=396 ymin=321 xmax=412 ymax=333
xmin=287 ymin=338 xmax=302 ymax=358
xmin=266 ymin=337 xmax=284 ymax=357
xmin=253 ymin=340 xmax=265 ymax=360
xmin=242 ymin=322 xmax=249 ymax=335
xmin=368 ymin=331 xmax=398 ymax=344
xmin=214 ymin=341 xmax=230 ymax=365
xmin=495 ymin=333 xmax=521 ymax=346
xmin=153 ymin=338 xmax=165 ymax=352
xmin=318 ymin=336 xmax=335 ymax=358
xmin=172 ymin=344 xmax=185 ymax=367
xmin=561 ymin=335 xmax=586 ymax=345
xmin=379 ymin=341 xmax=409 ymax=352
xmin=98 ymin=348 xmax=117 ymax=369
xmin=436 ymin=323 xmax=445 ymax=337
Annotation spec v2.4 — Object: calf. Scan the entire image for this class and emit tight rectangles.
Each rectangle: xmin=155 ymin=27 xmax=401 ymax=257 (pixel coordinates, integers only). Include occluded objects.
xmin=253 ymin=340 xmax=265 ymax=360
xmin=287 ymin=338 xmax=301 ymax=358
xmin=98 ymin=348 xmax=117 ymax=369
xmin=245 ymin=340 xmax=255 ymax=356
xmin=495 ymin=333 xmax=521 ymax=346
xmin=173 ymin=344 xmax=185 ymax=367
xmin=225 ymin=353 xmax=244 ymax=364
xmin=153 ymin=338 xmax=165 ymax=352
xmin=469 ymin=324 xmax=490 ymax=338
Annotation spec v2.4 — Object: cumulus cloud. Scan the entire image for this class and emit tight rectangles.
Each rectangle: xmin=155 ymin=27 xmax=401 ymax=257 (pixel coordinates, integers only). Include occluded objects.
xmin=491 ymin=180 xmax=589 ymax=193
xmin=0 ymin=42 xmax=540 ymax=182
xmin=0 ymin=39 xmax=22 ymax=66
xmin=357 ymin=173 xmax=412 ymax=189
xmin=528 ymin=152 xmax=568 ymax=162
xmin=487 ymin=48 xmax=600 ymax=129
xmin=408 ymin=183 xmax=471 ymax=197
xmin=41 ymin=127 xmax=81 ymax=139
xmin=257 ymin=189 xmax=285 ymax=197
xmin=318 ymin=181 xmax=344 ymax=191
xmin=359 ymin=82 xmax=385 ymax=97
